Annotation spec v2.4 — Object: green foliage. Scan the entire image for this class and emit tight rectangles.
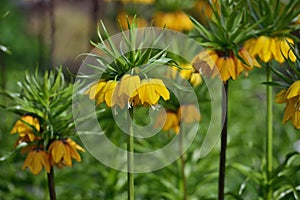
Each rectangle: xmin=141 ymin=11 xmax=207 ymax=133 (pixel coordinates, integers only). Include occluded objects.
xmin=0 ymin=67 xmax=78 ymax=146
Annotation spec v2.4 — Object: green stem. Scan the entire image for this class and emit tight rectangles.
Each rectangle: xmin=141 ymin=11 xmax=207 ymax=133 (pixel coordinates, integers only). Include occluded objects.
xmin=179 ymin=129 xmax=187 ymax=200
xmin=47 ymin=167 xmax=56 ymax=200
xmin=266 ymin=64 xmax=273 ymax=200
xmin=127 ymin=109 xmax=134 ymax=200
xmin=218 ymin=81 xmax=228 ymax=200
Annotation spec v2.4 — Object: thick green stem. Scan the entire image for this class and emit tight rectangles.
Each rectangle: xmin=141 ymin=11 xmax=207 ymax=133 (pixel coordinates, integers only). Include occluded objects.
xmin=47 ymin=167 xmax=56 ymax=200
xmin=218 ymin=82 xmax=228 ymax=200
xmin=266 ymin=64 xmax=273 ymax=200
xmin=127 ymin=110 xmax=134 ymax=200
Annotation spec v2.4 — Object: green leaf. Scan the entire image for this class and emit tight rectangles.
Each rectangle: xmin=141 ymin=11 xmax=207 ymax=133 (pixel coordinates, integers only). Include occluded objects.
xmin=0 ymin=142 xmax=28 ymax=161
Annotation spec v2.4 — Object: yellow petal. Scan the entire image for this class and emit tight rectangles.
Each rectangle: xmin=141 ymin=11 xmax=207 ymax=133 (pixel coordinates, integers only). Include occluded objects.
xmin=292 ymin=110 xmax=300 ymax=129
xmin=49 ymin=140 xmax=65 ymax=163
xmin=104 ymin=81 xmax=118 ymax=107
xmin=283 ymin=98 xmax=297 ymax=124
xmin=22 ymin=150 xmax=34 ymax=170
xmin=63 ymin=145 xmax=73 ymax=166
xmin=275 ymin=90 xmax=287 ymax=104
xmin=31 ymin=151 xmax=43 ymax=175
xmin=226 ymin=57 xmax=237 ymax=80
xmin=286 ymin=81 xmax=300 ymax=99
xmin=260 ymin=36 xmax=272 ymax=62
xmin=119 ymin=74 xmax=140 ymax=97
xmin=272 ymin=38 xmax=285 ymax=64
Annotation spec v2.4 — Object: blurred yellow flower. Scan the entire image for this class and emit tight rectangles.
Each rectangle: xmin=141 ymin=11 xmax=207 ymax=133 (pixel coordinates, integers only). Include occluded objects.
xmin=244 ymin=36 xmax=296 ymax=63
xmin=49 ymin=138 xmax=85 ymax=167
xmin=153 ymin=11 xmax=193 ymax=32
xmin=192 ymin=48 xmax=260 ymax=82
xmin=117 ymin=12 xmax=148 ymax=30
xmin=153 ymin=104 xmax=201 ymax=134
xmin=192 ymin=0 xmax=219 ymax=24
xmin=154 ymin=110 xmax=180 ymax=134
xmin=167 ymin=63 xmax=202 ymax=86
xmin=11 ymin=115 xmax=40 ymax=142
xmin=178 ymin=104 xmax=201 ymax=123
xmin=275 ymin=81 xmax=300 ymax=129
xmin=22 ymin=148 xmax=50 ymax=175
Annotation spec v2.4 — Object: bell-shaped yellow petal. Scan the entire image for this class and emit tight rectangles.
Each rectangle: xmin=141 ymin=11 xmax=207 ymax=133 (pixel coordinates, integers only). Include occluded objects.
xmin=118 ymin=74 xmax=140 ymax=97
xmin=49 ymin=140 xmax=65 ymax=163
xmin=286 ymin=81 xmax=300 ymax=99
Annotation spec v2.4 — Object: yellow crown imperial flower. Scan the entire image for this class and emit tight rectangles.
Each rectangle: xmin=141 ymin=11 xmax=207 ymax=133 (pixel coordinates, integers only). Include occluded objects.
xmin=192 ymin=48 xmax=260 ymax=82
xmin=153 ymin=11 xmax=193 ymax=32
xmin=244 ymin=36 xmax=296 ymax=63
xmin=22 ymin=148 xmax=50 ymax=175
xmin=275 ymin=81 xmax=300 ymax=129
xmin=153 ymin=110 xmax=180 ymax=134
xmin=11 ymin=115 xmax=40 ymax=142
xmin=49 ymin=138 xmax=85 ymax=167
xmin=136 ymin=78 xmax=170 ymax=106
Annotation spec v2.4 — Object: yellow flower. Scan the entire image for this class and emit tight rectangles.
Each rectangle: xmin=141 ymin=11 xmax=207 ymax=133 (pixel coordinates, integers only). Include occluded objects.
xmin=192 ymin=0 xmax=219 ymax=24
xmin=276 ymin=81 xmax=300 ymax=129
xmin=22 ymin=148 xmax=50 ymax=175
xmin=153 ymin=11 xmax=193 ymax=32
xmin=49 ymin=138 xmax=85 ymax=167
xmin=244 ymin=36 xmax=296 ymax=63
xmin=167 ymin=64 xmax=202 ymax=86
xmin=154 ymin=110 xmax=180 ymax=134
xmin=137 ymin=78 xmax=170 ymax=105
xmin=192 ymin=48 xmax=260 ymax=82
xmin=11 ymin=115 xmax=40 ymax=142
xmin=178 ymin=104 xmax=201 ymax=123
xmin=85 ymin=80 xmax=119 ymax=107
xmin=117 ymin=12 xmax=148 ymax=30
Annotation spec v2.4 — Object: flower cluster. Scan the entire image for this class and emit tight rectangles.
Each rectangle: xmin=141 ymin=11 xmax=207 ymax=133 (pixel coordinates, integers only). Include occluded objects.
xmin=86 ymin=74 xmax=170 ymax=109
xmin=11 ymin=115 xmax=85 ymax=175
xmin=193 ymin=48 xmax=260 ymax=82
xmin=244 ymin=36 xmax=296 ymax=63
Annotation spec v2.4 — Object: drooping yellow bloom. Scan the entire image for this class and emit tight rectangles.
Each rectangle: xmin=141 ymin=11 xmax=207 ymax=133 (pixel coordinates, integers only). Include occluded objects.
xmin=244 ymin=36 xmax=296 ymax=63
xmin=192 ymin=48 xmax=260 ymax=81
xmin=275 ymin=81 xmax=300 ymax=129
xmin=178 ymin=104 xmax=201 ymax=123
xmin=137 ymin=78 xmax=170 ymax=105
xmin=85 ymin=80 xmax=119 ymax=107
xmin=117 ymin=12 xmax=148 ymax=30
xmin=153 ymin=110 xmax=180 ymax=134
xmin=49 ymin=138 xmax=85 ymax=167
xmin=153 ymin=11 xmax=193 ymax=32
xmin=154 ymin=104 xmax=201 ymax=134
xmin=11 ymin=115 xmax=40 ymax=142
xmin=22 ymin=148 xmax=50 ymax=175
xmin=86 ymin=75 xmax=169 ymax=108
